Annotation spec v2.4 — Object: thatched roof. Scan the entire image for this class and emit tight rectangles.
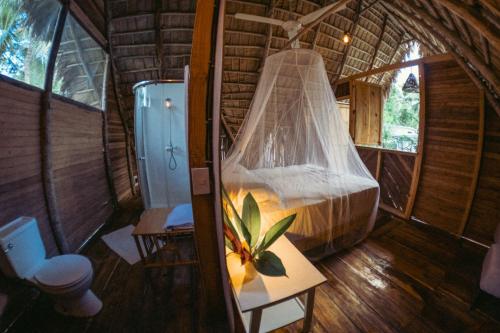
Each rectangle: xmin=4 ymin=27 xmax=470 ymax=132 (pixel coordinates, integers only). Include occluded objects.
xmin=107 ymin=0 xmax=196 ymax=122
xmin=221 ymin=0 xmax=499 ymax=138
xmin=76 ymin=0 xmax=499 ymax=136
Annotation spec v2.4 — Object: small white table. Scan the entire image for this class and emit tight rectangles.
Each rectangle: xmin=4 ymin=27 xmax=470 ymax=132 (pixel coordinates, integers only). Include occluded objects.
xmin=226 ymin=237 xmax=327 ymax=333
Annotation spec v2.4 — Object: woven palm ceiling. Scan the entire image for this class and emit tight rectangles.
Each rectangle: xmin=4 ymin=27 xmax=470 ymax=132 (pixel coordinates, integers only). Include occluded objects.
xmin=106 ymin=0 xmax=197 ymax=125
xmin=221 ymin=0 xmax=499 ymax=138
xmin=79 ymin=0 xmax=498 ymax=138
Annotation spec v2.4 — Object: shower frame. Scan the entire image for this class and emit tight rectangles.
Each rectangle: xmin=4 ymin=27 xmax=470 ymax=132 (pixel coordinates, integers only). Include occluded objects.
xmin=132 ymin=79 xmax=188 ymax=209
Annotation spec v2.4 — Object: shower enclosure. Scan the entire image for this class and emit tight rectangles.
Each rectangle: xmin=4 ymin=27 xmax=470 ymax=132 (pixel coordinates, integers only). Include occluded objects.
xmin=133 ymin=81 xmax=191 ymax=209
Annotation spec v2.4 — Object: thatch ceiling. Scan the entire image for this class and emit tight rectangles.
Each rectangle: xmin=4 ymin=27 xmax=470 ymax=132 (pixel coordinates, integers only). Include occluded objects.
xmin=221 ymin=0 xmax=499 ymax=138
xmin=107 ymin=0 xmax=197 ymax=124
xmin=74 ymin=0 xmax=498 ymax=137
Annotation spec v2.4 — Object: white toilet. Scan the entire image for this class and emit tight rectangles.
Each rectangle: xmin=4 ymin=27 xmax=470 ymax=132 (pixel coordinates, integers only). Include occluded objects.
xmin=0 ymin=217 xmax=102 ymax=317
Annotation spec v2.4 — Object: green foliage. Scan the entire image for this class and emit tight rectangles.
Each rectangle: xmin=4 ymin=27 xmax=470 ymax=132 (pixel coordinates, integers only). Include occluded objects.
xmin=0 ymin=0 xmax=59 ymax=88
xmin=242 ymin=193 xmax=261 ymax=247
xmin=254 ymin=251 xmax=287 ymax=277
xmin=222 ymin=189 xmax=296 ymax=277
xmin=257 ymin=213 xmax=296 ymax=254
xmin=382 ymin=76 xmax=420 ymax=152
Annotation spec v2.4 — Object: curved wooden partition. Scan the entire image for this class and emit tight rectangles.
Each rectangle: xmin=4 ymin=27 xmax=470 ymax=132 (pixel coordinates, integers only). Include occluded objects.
xmin=358 ymin=58 xmax=498 ymax=246
xmin=0 ymin=79 xmax=59 ymax=255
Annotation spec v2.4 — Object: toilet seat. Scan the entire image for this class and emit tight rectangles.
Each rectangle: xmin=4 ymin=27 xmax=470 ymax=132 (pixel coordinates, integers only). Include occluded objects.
xmin=34 ymin=255 xmax=92 ymax=289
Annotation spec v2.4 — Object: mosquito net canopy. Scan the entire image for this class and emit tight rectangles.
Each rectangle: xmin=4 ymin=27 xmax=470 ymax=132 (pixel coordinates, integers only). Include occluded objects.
xmin=222 ymin=49 xmax=379 ymax=260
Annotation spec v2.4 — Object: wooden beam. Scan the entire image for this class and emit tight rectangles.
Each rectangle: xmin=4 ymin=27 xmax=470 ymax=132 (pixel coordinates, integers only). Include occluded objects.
xmin=389 ymin=1 xmax=499 ymax=96
xmin=382 ymin=3 xmax=443 ymax=55
xmin=479 ymin=34 xmax=491 ymax=65
xmin=41 ymin=4 xmax=70 ymax=254
xmin=221 ymin=116 xmax=236 ymax=142
xmin=189 ymin=0 xmax=229 ymax=329
xmin=377 ymin=32 xmax=404 ymax=84
xmin=101 ymin=92 xmax=119 ymax=209
xmin=105 ymin=0 xmax=137 ymax=197
xmin=404 ymin=63 xmax=426 ymax=219
xmin=432 ymin=0 xmax=500 ymax=47
xmin=154 ymin=0 xmax=164 ymax=79
xmin=337 ymin=53 xmax=452 ymax=85
xmin=212 ymin=0 xmax=235 ymax=329
xmin=332 ymin=0 xmax=363 ymax=88
xmin=69 ymin=0 xmax=107 ymax=48
xmin=366 ymin=14 xmax=387 ymax=73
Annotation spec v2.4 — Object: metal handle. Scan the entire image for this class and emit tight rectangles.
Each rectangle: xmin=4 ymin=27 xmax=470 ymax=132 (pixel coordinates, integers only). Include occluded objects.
xmin=139 ymin=157 xmax=146 ymax=161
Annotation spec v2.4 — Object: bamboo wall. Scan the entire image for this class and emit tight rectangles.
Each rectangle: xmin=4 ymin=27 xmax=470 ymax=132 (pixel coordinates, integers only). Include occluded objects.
xmin=106 ymin=81 xmax=135 ymax=202
xmin=413 ymin=60 xmax=482 ymax=236
xmin=0 ymin=80 xmax=58 ymax=255
xmin=358 ymin=59 xmax=499 ymax=246
xmin=51 ymin=98 xmax=114 ymax=252
xmin=464 ymin=101 xmax=500 ymax=245
xmin=0 ymin=77 xmax=132 ymax=254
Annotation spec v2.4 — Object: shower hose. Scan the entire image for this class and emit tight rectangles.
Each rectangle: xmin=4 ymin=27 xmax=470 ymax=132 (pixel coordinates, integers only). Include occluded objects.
xmin=168 ymin=100 xmax=177 ymax=171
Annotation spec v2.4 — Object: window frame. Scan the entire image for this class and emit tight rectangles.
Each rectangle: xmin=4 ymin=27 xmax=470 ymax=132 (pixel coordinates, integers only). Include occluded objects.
xmin=0 ymin=0 xmax=109 ymax=113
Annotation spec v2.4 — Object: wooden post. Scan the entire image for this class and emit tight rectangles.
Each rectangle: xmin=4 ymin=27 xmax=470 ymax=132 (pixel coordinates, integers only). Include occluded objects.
xmin=404 ymin=63 xmax=426 ymax=219
xmin=105 ymin=0 xmax=137 ymax=197
xmin=41 ymin=3 xmax=70 ymax=254
xmin=189 ymin=0 xmax=229 ymax=329
xmin=101 ymin=58 xmax=119 ymax=210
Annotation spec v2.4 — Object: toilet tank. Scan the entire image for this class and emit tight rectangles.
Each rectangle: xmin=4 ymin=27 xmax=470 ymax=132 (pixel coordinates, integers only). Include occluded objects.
xmin=0 ymin=217 xmax=46 ymax=279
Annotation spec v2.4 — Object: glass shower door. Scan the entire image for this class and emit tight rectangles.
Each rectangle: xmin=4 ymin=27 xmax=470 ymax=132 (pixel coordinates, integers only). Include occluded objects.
xmin=134 ymin=82 xmax=191 ymax=209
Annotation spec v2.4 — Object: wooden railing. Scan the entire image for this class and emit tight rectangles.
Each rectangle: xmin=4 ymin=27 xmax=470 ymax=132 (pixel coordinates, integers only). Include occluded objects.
xmin=357 ymin=145 xmax=420 ymax=219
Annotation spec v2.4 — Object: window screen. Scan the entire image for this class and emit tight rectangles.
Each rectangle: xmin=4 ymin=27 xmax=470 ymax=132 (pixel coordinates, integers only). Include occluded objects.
xmin=53 ymin=14 xmax=107 ymax=109
xmin=0 ymin=0 xmax=61 ymax=88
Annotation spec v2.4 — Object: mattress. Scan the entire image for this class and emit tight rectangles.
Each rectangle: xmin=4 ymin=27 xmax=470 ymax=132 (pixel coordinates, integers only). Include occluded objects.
xmin=223 ymin=164 xmax=380 ymax=259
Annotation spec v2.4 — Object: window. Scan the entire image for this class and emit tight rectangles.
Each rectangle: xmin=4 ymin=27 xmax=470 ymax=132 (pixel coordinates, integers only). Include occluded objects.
xmin=53 ymin=14 xmax=107 ymax=109
xmin=0 ymin=0 xmax=61 ymax=88
xmin=381 ymin=65 xmax=420 ymax=152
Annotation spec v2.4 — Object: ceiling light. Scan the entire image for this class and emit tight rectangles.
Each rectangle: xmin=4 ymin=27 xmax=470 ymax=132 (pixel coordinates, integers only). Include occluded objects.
xmin=342 ymin=32 xmax=352 ymax=44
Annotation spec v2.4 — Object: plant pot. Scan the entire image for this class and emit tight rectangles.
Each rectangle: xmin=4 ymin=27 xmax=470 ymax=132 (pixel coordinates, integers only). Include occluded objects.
xmin=243 ymin=261 xmax=258 ymax=283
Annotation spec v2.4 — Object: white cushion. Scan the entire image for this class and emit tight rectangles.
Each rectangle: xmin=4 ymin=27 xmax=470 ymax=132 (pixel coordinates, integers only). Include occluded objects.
xmin=164 ymin=204 xmax=194 ymax=230
xmin=480 ymin=243 xmax=500 ymax=298
xmin=494 ymin=223 xmax=500 ymax=243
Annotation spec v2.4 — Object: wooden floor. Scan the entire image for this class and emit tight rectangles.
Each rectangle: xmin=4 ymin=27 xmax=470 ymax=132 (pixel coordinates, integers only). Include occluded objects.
xmin=277 ymin=215 xmax=500 ymax=333
xmin=11 ymin=204 xmax=500 ymax=333
xmin=10 ymin=199 xmax=201 ymax=333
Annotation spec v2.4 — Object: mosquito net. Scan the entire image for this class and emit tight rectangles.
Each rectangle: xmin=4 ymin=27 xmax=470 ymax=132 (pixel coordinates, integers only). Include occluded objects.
xmin=222 ymin=49 xmax=379 ymax=260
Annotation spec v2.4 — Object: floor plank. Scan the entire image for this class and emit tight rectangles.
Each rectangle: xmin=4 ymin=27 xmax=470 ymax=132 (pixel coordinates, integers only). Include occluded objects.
xmin=9 ymin=208 xmax=500 ymax=333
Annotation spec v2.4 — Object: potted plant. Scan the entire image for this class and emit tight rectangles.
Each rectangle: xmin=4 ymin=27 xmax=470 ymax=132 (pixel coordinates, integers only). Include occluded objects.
xmin=222 ymin=188 xmax=296 ymax=277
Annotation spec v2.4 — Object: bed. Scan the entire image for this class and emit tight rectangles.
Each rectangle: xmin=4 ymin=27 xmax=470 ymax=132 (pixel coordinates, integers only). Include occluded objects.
xmin=223 ymin=164 xmax=380 ymax=260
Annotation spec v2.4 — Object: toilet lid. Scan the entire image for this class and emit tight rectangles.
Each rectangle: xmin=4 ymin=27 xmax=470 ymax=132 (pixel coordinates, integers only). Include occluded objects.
xmin=34 ymin=255 xmax=91 ymax=288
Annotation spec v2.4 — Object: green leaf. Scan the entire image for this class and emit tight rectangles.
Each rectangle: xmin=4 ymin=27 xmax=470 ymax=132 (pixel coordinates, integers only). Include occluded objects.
xmin=222 ymin=186 xmax=252 ymax=245
xmin=242 ymin=192 xmax=260 ymax=247
xmin=258 ymin=214 xmax=296 ymax=253
xmin=254 ymin=251 xmax=287 ymax=277
xmin=224 ymin=236 xmax=234 ymax=251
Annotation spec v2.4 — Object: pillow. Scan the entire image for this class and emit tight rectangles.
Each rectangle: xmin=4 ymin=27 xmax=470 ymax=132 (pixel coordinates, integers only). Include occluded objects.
xmin=164 ymin=204 xmax=194 ymax=230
